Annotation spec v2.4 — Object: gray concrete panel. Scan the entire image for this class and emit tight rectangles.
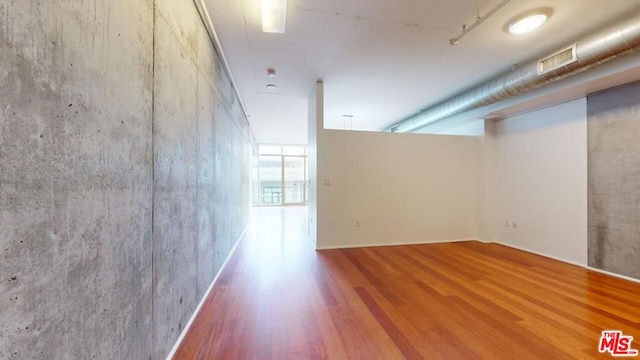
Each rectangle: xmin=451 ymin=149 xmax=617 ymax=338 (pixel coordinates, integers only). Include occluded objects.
xmin=196 ymin=68 xmax=217 ymax=300
xmin=1 ymin=0 xmax=252 ymax=358
xmin=588 ymin=80 xmax=640 ymax=280
xmin=151 ymin=1 xmax=252 ymax=358
xmin=0 ymin=0 xmax=154 ymax=359
xmin=151 ymin=10 xmax=199 ymax=359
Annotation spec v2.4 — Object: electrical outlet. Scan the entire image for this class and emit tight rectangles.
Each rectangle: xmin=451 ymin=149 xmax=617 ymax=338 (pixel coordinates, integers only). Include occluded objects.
xmin=512 ymin=221 xmax=519 ymax=229
xmin=355 ymin=220 xmax=361 ymax=227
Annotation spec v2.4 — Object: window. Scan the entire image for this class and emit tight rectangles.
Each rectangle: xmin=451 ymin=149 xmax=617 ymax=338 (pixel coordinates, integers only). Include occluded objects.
xmin=262 ymin=187 xmax=282 ymax=204
xmin=252 ymin=144 xmax=308 ymax=206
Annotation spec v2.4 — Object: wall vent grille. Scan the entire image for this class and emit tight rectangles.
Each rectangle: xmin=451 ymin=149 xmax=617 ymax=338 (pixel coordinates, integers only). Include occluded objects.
xmin=538 ymin=45 xmax=578 ymax=74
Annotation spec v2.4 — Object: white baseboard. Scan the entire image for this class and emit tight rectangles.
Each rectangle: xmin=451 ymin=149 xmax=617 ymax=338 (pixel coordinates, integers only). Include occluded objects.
xmin=489 ymin=241 xmax=586 ymax=268
xmin=489 ymin=241 xmax=640 ymax=285
xmin=316 ymin=238 xmax=474 ymax=250
xmin=165 ymin=224 xmax=249 ymax=360
xmin=586 ymin=266 xmax=640 ymax=285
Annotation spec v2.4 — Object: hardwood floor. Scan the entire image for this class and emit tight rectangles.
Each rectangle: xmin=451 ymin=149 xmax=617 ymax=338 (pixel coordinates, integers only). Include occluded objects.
xmin=174 ymin=206 xmax=640 ymax=359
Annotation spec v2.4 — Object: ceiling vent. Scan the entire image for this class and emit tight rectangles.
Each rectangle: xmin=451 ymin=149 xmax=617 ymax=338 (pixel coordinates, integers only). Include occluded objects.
xmin=538 ymin=45 xmax=577 ymax=75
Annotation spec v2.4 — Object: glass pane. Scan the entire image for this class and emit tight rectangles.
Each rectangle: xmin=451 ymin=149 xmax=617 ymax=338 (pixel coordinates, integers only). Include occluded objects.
xmin=283 ymin=156 xmax=305 ymax=204
xmin=282 ymin=145 xmax=305 ymax=156
xmin=258 ymin=155 xmax=282 ymax=205
xmin=259 ymin=144 xmax=282 ymax=155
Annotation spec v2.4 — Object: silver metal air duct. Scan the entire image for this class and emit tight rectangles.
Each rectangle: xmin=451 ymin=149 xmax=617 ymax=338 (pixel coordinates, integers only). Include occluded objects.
xmin=385 ymin=12 xmax=640 ymax=133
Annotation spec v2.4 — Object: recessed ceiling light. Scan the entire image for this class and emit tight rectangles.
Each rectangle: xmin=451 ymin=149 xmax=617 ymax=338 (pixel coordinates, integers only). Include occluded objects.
xmin=266 ymin=84 xmax=278 ymax=90
xmin=508 ymin=9 xmax=551 ymax=35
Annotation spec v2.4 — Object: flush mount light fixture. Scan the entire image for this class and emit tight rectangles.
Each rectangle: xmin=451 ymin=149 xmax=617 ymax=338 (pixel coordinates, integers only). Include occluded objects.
xmin=261 ymin=0 xmax=287 ymax=33
xmin=508 ymin=9 xmax=551 ymax=35
xmin=267 ymin=68 xmax=277 ymax=77
xmin=266 ymin=84 xmax=278 ymax=90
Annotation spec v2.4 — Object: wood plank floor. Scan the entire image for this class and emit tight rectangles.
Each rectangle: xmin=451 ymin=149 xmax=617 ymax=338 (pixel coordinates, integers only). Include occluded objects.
xmin=175 ymin=207 xmax=640 ymax=359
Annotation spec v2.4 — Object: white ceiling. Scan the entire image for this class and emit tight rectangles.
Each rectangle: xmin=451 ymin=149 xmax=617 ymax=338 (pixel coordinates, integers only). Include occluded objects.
xmin=204 ymin=0 xmax=640 ymax=144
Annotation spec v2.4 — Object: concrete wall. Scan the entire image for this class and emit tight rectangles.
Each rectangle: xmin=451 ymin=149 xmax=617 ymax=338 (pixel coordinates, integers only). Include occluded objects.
xmin=152 ymin=1 xmax=252 ymax=357
xmin=588 ymin=81 xmax=640 ymax=280
xmin=0 ymin=0 xmax=252 ymax=359
xmin=491 ymin=99 xmax=588 ymax=265
xmin=0 ymin=1 xmax=154 ymax=358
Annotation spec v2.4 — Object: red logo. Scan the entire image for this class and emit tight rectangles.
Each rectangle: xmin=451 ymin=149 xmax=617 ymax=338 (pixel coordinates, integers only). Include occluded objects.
xmin=599 ymin=331 xmax=639 ymax=357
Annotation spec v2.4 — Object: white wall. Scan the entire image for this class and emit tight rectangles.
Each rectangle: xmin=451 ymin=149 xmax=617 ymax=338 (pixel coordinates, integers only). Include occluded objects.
xmin=307 ymin=82 xmax=322 ymax=248
xmin=310 ymin=87 xmax=588 ymax=262
xmin=316 ymin=129 xmax=477 ymax=249
xmin=429 ymin=118 xmax=486 ymax=136
xmin=476 ymin=120 xmax=497 ymax=243
xmin=491 ymin=98 xmax=588 ymax=265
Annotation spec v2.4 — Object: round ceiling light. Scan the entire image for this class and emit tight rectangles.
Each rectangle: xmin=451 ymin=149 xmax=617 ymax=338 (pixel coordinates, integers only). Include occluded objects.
xmin=508 ymin=10 xmax=551 ymax=35
xmin=266 ymin=84 xmax=278 ymax=90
